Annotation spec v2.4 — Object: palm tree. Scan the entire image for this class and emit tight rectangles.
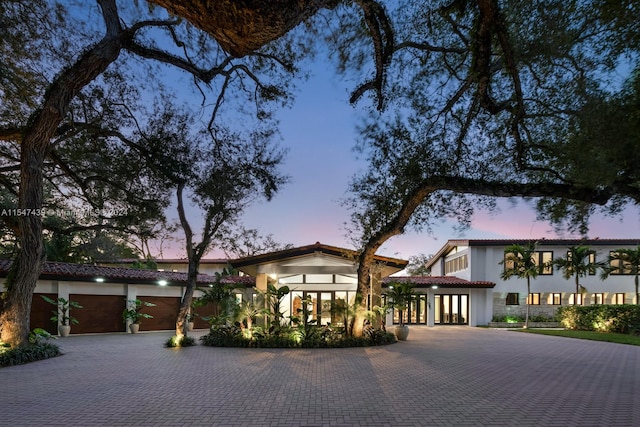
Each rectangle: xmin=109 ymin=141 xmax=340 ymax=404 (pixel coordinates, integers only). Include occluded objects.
xmin=601 ymin=246 xmax=640 ymax=305
xmin=500 ymin=242 xmax=541 ymax=328
xmin=553 ymin=245 xmax=603 ymax=305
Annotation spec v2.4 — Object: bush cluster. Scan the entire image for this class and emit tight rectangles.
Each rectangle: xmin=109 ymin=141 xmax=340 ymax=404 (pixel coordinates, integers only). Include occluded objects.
xmin=557 ymin=305 xmax=640 ymax=334
xmin=200 ymin=324 xmax=397 ymax=348
xmin=491 ymin=314 xmax=556 ymax=323
xmin=0 ymin=342 xmax=61 ymax=367
xmin=165 ymin=335 xmax=197 ymax=348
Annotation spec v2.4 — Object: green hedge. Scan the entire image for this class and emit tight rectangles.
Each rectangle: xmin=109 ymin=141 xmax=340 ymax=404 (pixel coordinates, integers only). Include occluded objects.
xmin=557 ymin=305 xmax=640 ymax=334
xmin=0 ymin=342 xmax=61 ymax=367
xmin=200 ymin=324 xmax=398 ymax=348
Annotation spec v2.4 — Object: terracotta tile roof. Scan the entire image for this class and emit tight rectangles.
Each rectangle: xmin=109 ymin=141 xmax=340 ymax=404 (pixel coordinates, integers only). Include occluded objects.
xmin=383 ymin=276 xmax=495 ymax=288
xmin=0 ymin=259 xmax=254 ymax=287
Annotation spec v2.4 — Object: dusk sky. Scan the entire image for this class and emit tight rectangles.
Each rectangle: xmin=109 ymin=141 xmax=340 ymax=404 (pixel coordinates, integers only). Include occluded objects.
xmin=165 ymin=52 xmax=640 ymax=262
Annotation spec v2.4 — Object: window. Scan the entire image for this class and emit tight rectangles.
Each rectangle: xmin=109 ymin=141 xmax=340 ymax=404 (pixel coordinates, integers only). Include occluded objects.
xmin=591 ymin=293 xmax=603 ymax=305
xmin=445 ymin=254 xmax=468 ymax=274
xmin=506 ymin=293 xmax=519 ymax=305
xmin=613 ymin=293 xmax=625 ymax=304
xmin=609 ymin=251 xmax=633 ymax=275
xmin=550 ymin=293 xmax=562 ymax=305
xmin=526 ymin=293 xmax=540 ymax=305
xmin=235 ymin=293 xmax=243 ymax=304
xmin=503 ymin=251 xmax=553 ymax=275
xmin=569 ymin=293 xmax=583 ymax=305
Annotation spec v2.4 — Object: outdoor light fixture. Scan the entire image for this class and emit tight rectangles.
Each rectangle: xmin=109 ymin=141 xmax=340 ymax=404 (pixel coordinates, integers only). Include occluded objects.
xmin=431 ymin=285 xmax=439 ymax=289
xmin=158 ymin=280 xmax=168 ymax=286
xmin=95 ymin=277 xmax=105 ymax=282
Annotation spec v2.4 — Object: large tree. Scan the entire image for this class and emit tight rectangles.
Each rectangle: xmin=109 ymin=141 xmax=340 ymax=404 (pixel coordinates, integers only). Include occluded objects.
xmin=343 ymin=1 xmax=639 ymax=333
xmin=0 ymin=0 xmax=334 ymax=347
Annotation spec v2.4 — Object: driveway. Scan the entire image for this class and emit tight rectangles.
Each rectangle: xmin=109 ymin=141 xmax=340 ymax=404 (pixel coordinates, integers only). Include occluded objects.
xmin=1 ymin=327 xmax=638 ymax=426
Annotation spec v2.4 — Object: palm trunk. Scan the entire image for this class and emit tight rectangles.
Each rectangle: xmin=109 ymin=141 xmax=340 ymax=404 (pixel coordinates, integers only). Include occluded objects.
xmin=525 ymin=278 xmax=530 ymax=328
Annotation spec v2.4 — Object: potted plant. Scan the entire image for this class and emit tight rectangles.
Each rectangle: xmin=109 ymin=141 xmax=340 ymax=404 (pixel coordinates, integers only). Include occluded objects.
xmin=41 ymin=296 xmax=83 ymax=337
xmin=385 ymin=282 xmax=415 ymax=341
xmin=122 ymin=299 xmax=156 ymax=333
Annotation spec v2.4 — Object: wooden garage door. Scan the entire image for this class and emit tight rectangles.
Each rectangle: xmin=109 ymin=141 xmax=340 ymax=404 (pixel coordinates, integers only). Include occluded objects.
xmin=30 ymin=293 xmax=59 ymax=334
xmin=70 ymin=294 xmax=126 ymax=334
xmin=139 ymin=296 xmax=180 ymax=331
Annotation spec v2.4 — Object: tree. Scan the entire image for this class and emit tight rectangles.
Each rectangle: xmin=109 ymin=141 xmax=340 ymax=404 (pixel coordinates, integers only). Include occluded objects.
xmin=601 ymin=246 xmax=640 ymax=305
xmin=405 ymin=253 xmax=433 ymax=276
xmin=0 ymin=0 xmax=312 ymax=347
xmin=218 ymin=228 xmax=293 ymax=258
xmin=553 ymin=246 xmax=602 ymax=305
xmin=499 ymin=242 xmax=542 ymax=328
xmin=343 ymin=1 xmax=639 ymax=330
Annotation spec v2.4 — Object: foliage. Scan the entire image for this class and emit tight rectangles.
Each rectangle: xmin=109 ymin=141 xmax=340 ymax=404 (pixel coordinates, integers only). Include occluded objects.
xmin=405 ymin=253 xmax=433 ymax=276
xmin=0 ymin=328 xmax=60 ymax=367
xmin=601 ymin=246 xmax=640 ymax=304
xmin=553 ymin=246 xmax=605 ymax=297
xmin=122 ymin=299 xmax=156 ymax=325
xmin=165 ymin=335 xmax=197 ymax=348
xmin=384 ymin=282 xmax=415 ymax=325
xmin=200 ymin=324 xmax=396 ymax=348
xmin=557 ymin=305 xmax=640 ymax=334
xmin=517 ymin=329 xmax=640 ymax=346
xmin=41 ymin=295 xmax=83 ymax=326
xmin=256 ymin=283 xmax=291 ymax=334
xmin=491 ymin=314 xmax=557 ymax=323
xmin=195 ymin=272 xmax=238 ymax=326
xmin=500 ymin=242 xmax=542 ymax=327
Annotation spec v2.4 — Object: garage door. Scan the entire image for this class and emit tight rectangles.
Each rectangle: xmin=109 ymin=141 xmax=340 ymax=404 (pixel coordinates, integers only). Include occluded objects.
xmin=70 ymin=294 xmax=126 ymax=334
xmin=138 ymin=296 xmax=181 ymax=331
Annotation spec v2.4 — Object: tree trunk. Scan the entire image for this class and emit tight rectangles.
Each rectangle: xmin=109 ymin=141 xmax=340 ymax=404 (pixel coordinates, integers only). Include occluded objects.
xmin=176 ymin=270 xmax=197 ymax=338
xmin=0 ymin=0 xmax=124 ymax=347
xmin=148 ymin=0 xmax=339 ymax=57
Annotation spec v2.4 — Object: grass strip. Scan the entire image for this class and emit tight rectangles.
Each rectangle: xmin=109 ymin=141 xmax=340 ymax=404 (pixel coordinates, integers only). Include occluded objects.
xmin=515 ymin=329 xmax=640 ymax=346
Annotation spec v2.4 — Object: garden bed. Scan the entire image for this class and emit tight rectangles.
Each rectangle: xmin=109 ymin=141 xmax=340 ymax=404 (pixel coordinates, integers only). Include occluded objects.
xmin=488 ymin=321 xmax=561 ymax=328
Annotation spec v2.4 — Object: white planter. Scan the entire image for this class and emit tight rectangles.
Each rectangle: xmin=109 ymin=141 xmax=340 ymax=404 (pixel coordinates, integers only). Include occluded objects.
xmin=187 ymin=322 xmax=194 ymax=332
xmin=395 ymin=325 xmax=410 ymax=341
xmin=129 ymin=323 xmax=140 ymax=334
xmin=58 ymin=325 xmax=71 ymax=337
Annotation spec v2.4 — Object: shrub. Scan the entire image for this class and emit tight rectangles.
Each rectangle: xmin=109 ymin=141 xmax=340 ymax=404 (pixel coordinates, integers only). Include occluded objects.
xmin=200 ymin=324 xmax=397 ymax=348
xmin=165 ymin=335 xmax=197 ymax=348
xmin=0 ymin=342 xmax=61 ymax=367
xmin=557 ymin=305 xmax=640 ymax=334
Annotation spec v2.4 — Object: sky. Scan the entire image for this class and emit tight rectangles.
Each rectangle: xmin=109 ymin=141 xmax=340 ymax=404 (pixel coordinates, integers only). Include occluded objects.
xmin=156 ymin=60 xmax=640 ymax=262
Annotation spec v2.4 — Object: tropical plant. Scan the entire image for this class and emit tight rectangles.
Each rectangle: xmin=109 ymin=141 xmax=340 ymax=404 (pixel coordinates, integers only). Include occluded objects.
xmin=499 ymin=242 xmax=542 ymax=328
xmin=122 ymin=299 xmax=156 ymax=325
xmin=256 ymin=283 xmax=290 ymax=334
xmin=236 ymin=300 xmax=263 ymax=339
xmin=553 ymin=246 xmax=604 ymax=304
xmin=329 ymin=294 xmax=366 ymax=337
xmin=601 ymin=246 xmax=640 ymax=305
xmin=384 ymin=282 xmax=415 ymax=326
xmin=40 ymin=296 xmax=83 ymax=326
xmin=194 ymin=273 xmax=238 ymax=326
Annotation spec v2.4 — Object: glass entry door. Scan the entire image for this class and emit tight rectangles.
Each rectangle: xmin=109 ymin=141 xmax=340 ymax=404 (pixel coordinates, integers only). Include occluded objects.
xmin=434 ymin=294 xmax=469 ymax=325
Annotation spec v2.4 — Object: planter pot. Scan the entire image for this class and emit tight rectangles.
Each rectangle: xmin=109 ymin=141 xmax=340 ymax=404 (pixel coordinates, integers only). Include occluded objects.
xmin=395 ymin=325 xmax=410 ymax=341
xmin=129 ymin=323 xmax=140 ymax=334
xmin=58 ymin=325 xmax=71 ymax=337
xmin=187 ymin=322 xmax=194 ymax=332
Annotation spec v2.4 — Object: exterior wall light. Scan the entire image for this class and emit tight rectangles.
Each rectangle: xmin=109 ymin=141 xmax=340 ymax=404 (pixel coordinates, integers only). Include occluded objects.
xmin=96 ymin=277 xmax=105 ymax=282
xmin=431 ymin=285 xmax=439 ymax=289
xmin=158 ymin=280 xmax=168 ymax=286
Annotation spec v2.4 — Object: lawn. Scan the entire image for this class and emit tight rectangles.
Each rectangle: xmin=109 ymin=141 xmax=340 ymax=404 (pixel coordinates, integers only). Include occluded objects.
xmin=515 ymin=329 xmax=640 ymax=346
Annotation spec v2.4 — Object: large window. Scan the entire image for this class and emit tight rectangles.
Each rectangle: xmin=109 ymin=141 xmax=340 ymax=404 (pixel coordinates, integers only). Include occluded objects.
xmin=434 ymin=294 xmax=468 ymax=325
xmin=503 ymin=251 xmax=553 ymax=275
xmin=568 ymin=251 xmax=597 ymax=275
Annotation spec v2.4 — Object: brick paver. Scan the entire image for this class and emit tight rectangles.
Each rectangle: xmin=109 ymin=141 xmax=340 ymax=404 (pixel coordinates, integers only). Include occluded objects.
xmin=1 ymin=327 xmax=638 ymax=426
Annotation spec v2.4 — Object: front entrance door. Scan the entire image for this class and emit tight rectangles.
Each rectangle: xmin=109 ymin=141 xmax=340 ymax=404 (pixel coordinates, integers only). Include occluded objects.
xmin=434 ymin=294 xmax=469 ymax=325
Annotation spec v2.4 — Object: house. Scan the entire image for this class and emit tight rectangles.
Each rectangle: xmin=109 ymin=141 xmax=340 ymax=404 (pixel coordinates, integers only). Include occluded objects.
xmin=0 ymin=242 xmax=408 ymax=334
xmin=422 ymin=238 xmax=640 ymax=325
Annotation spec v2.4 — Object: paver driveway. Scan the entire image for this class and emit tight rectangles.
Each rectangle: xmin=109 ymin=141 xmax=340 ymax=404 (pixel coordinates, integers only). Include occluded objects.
xmin=1 ymin=327 xmax=639 ymax=426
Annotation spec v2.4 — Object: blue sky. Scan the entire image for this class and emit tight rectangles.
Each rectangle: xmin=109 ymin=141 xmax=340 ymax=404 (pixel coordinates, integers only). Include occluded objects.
xmin=178 ymin=64 xmax=640 ymax=262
